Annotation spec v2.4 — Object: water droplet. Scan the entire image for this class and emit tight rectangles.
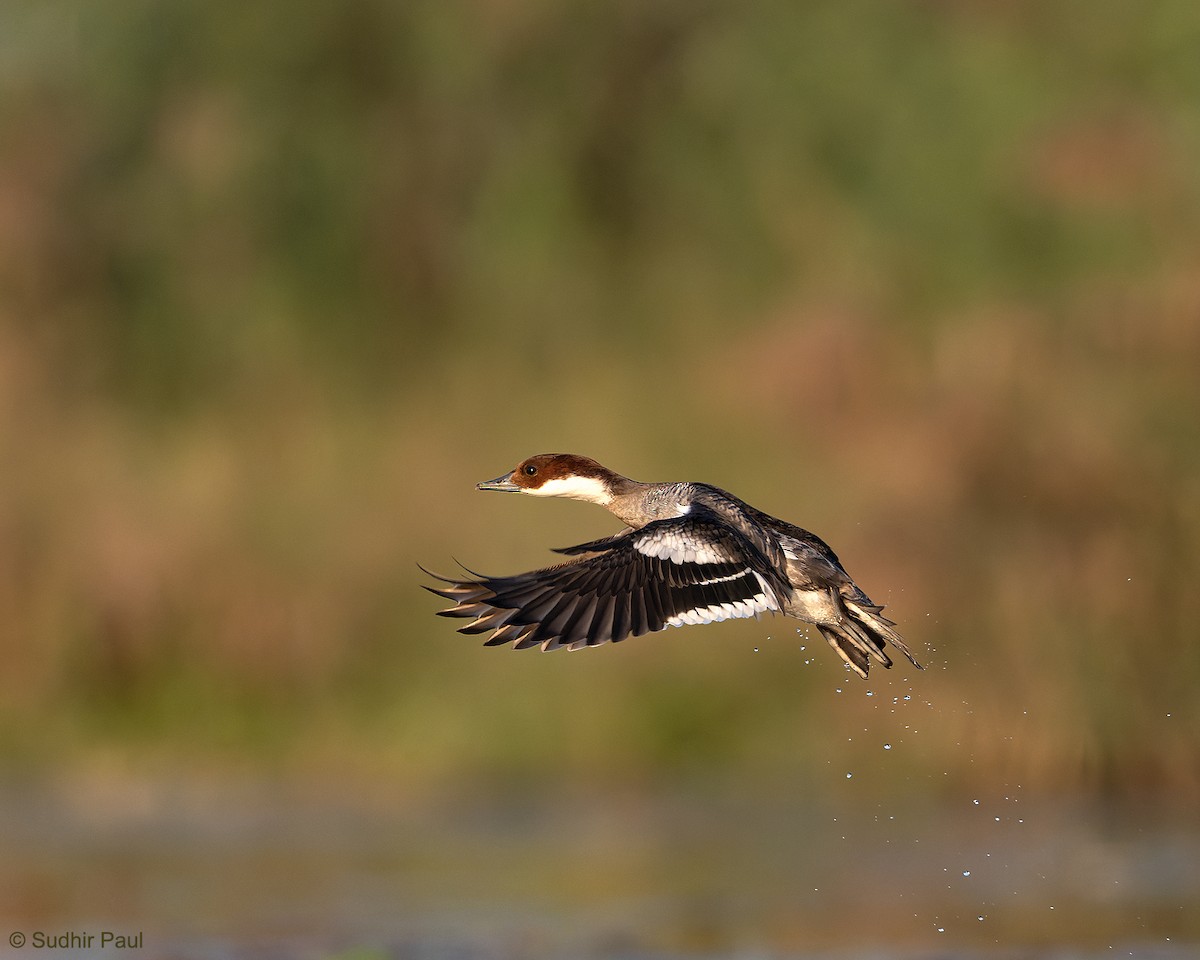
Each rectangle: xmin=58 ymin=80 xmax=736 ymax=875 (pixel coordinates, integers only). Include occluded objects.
xmin=962 ymin=870 xmax=971 ymax=877
xmin=883 ymin=743 xmax=892 ymax=751
xmin=846 ymin=773 xmax=853 ymax=779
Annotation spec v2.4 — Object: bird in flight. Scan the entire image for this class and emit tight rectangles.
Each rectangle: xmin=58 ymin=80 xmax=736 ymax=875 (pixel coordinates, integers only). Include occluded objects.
xmin=422 ymin=454 xmax=921 ymax=678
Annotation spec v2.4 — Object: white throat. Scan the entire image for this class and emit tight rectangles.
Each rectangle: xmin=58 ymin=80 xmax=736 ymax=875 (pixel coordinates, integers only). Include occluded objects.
xmin=525 ymin=474 xmax=613 ymax=505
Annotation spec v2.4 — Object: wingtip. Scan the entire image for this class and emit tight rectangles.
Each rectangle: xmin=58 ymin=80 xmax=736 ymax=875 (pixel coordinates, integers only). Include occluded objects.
xmin=416 ymin=562 xmax=457 ymax=585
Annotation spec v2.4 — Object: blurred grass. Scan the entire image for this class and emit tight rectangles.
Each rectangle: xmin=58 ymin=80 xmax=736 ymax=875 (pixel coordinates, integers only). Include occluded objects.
xmin=1 ymin=0 xmax=1199 ymax=802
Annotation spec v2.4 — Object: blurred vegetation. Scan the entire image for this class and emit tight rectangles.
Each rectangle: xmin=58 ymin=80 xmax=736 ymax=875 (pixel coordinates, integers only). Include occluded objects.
xmin=1 ymin=0 xmax=1199 ymax=803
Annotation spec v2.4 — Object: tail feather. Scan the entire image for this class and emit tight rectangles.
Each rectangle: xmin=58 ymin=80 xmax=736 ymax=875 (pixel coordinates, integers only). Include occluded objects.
xmin=818 ymin=597 xmax=923 ymax=679
xmin=843 ymin=599 xmax=923 ymax=672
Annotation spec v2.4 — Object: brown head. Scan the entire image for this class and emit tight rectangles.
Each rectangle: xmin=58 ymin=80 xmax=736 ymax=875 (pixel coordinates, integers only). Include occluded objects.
xmin=476 ymin=454 xmax=625 ymax=504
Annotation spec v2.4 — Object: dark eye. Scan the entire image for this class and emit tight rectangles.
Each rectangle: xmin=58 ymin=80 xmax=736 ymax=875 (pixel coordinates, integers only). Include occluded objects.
xmin=523 ymin=463 xmax=538 ymax=476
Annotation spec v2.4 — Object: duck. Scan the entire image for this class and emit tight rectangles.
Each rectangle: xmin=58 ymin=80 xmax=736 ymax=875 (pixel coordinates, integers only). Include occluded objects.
xmin=421 ymin=454 xmax=922 ymax=678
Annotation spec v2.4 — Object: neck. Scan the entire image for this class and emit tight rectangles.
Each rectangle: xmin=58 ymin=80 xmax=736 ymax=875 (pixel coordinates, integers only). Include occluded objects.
xmin=604 ymin=476 xmax=661 ymax=526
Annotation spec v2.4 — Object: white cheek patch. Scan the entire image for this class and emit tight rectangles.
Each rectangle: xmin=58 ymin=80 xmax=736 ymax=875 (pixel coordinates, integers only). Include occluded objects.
xmin=526 ymin=475 xmax=612 ymax=504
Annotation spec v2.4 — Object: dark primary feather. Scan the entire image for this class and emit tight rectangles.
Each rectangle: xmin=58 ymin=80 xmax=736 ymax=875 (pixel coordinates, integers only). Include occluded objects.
xmin=421 ymin=511 xmax=784 ymax=652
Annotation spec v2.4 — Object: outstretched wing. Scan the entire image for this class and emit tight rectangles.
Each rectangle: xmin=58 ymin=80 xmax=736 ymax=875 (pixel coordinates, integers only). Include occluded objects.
xmin=421 ymin=508 xmax=788 ymax=651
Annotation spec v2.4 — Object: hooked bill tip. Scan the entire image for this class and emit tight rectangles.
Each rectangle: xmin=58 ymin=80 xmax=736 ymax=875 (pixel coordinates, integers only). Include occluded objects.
xmin=477 ymin=470 xmax=519 ymax=492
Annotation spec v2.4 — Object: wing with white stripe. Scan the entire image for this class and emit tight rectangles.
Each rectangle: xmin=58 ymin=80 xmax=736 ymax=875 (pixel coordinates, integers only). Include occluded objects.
xmin=421 ymin=508 xmax=788 ymax=651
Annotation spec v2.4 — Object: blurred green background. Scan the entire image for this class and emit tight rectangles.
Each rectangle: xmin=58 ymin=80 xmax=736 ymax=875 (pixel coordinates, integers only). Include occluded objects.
xmin=2 ymin=0 xmax=1199 ymax=814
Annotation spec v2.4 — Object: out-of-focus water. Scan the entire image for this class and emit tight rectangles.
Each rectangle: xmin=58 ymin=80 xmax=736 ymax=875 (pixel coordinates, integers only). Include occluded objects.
xmin=1 ymin=777 xmax=1196 ymax=960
